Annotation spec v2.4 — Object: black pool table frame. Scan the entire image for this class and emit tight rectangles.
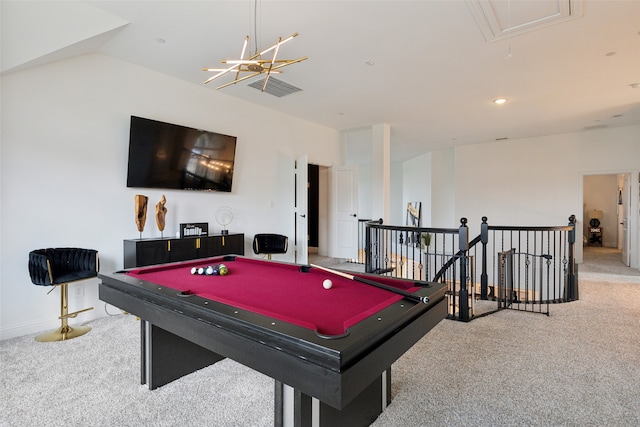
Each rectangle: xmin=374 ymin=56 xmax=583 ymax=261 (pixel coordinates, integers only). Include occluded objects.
xmin=98 ymin=257 xmax=447 ymax=427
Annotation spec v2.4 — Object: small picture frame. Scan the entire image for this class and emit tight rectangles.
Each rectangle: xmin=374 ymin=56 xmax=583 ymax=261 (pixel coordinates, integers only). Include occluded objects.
xmin=405 ymin=202 xmax=421 ymax=246
xmin=180 ymin=222 xmax=208 ymax=238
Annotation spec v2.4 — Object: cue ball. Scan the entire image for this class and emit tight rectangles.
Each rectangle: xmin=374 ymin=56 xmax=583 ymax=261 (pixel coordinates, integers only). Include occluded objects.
xmin=323 ymin=279 xmax=333 ymax=289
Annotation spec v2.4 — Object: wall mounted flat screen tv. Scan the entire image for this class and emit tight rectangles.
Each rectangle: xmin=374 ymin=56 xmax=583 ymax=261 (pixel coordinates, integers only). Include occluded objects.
xmin=126 ymin=116 xmax=237 ymax=192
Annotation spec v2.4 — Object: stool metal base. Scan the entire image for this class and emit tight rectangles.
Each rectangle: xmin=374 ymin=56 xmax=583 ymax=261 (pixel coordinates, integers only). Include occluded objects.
xmin=35 ymin=325 xmax=91 ymax=342
xmin=35 ymin=281 xmax=93 ymax=342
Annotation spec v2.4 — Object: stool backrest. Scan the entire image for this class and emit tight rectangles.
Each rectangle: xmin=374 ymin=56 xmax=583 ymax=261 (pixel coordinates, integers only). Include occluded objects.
xmin=252 ymin=234 xmax=288 ymax=255
xmin=28 ymin=248 xmax=98 ymax=286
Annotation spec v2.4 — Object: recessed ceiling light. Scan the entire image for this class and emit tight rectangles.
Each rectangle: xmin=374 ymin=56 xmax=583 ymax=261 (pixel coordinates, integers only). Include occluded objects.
xmin=605 ymin=51 xmax=617 ymax=57
xmin=493 ymin=98 xmax=508 ymax=105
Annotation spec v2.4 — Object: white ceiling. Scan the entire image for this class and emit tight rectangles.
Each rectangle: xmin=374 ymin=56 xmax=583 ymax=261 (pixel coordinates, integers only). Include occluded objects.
xmin=2 ymin=0 xmax=639 ymax=162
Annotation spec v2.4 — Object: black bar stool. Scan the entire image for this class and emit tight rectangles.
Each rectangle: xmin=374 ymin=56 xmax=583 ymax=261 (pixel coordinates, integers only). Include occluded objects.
xmin=28 ymin=248 xmax=98 ymax=342
xmin=252 ymin=234 xmax=288 ymax=260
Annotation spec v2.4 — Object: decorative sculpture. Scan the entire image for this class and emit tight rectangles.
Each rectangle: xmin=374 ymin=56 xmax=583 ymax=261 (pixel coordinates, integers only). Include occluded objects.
xmin=155 ymin=195 xmax=167 ymax=233
xmin=215 ymin=206 xmax=233 ymax=235
xmin=134 ymin=194 xmax=148 ymax=235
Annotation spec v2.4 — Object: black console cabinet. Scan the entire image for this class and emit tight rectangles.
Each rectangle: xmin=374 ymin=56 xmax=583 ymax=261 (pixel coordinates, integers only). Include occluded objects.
xmin=124 ymin=233 xmax=244 ymax=268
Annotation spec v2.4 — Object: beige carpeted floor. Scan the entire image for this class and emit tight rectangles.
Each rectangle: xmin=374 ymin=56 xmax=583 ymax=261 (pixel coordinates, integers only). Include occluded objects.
xmin=1 ymin=247 xmax=638 ymax=426
xmin=372 ymin=248 xmax=640 ymax=426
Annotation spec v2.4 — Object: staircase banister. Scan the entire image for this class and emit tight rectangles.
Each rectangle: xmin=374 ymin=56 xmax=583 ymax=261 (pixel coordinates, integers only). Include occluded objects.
xmin=488 ymin=224 xmax=574 ymax=232
xmin=366 ymin=223 xmax=460 ymax=234
xmin=432 ymin=233 xmax=482 ymax=283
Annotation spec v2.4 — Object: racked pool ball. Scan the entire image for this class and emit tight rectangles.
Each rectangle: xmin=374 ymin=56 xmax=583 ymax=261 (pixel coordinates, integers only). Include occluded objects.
xmin=218 ymin=265 xmax=229 ymax=276
xmin=211 ymin=265 xmax=219 ymax=275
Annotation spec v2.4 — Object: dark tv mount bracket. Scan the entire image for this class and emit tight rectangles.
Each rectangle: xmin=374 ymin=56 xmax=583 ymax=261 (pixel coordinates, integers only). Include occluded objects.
xmin=180 ymin=222 xmax=208 ymax=239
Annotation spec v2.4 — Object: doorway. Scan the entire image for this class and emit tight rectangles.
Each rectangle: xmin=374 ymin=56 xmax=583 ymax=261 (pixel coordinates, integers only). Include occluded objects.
xmin=583 ymin=173 xmax=631 ymax=267
xmin=307 ymin=164 xmax=330 ymax=258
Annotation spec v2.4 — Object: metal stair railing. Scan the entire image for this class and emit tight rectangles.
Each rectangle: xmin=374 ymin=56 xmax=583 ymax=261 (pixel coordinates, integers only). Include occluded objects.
xmin=364 ymin=215 xmax=577 ymax=321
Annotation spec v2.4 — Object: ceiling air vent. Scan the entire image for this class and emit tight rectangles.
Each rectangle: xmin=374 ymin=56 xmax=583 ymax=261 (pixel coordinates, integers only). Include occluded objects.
xmin=248 ymin=77 xmax=302 ymax=97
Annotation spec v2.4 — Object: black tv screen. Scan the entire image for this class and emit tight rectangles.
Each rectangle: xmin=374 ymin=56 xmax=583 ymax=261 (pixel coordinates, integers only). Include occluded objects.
xmin=126 ymin=116 xmax=237 ymax=192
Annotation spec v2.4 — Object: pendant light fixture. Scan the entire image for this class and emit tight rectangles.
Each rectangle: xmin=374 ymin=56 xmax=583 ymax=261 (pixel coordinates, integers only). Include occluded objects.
xmin=202 ymin=0 xmax=307 ymax=91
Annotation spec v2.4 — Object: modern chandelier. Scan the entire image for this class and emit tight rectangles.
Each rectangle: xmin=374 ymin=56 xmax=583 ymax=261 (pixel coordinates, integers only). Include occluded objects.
xmin=203 ymin=33 xmax=307 ymax=91
xmin=203 ymin=0 xmax=306 ymax=91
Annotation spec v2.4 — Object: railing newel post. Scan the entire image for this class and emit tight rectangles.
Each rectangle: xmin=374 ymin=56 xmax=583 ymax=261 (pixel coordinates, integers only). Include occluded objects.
xmin=566 ymin=214 xmax=578 ymax=301
xmin=458 ymin=218 xmax=469 ymax=321
xmin=365 ymin=222 xmax=372 ymax=274
xmin=480 ymin=216 xmax=489 ymax=300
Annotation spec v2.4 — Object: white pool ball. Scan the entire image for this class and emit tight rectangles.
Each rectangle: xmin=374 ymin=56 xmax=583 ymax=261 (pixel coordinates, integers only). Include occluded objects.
xmin=323 ymin=279 xmax=333 ymax=290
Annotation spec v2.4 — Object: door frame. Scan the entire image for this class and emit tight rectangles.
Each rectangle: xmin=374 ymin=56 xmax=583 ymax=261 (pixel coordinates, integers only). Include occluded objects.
xmin=581 ymin=170 xmax=637 ymax=269
xmin=294 ymin=157 xmax=336 ymax=262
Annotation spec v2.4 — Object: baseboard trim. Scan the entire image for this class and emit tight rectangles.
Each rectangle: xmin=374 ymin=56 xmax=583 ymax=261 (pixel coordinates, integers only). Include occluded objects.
xmin=0 ymin=311 xmax=106 ymax=341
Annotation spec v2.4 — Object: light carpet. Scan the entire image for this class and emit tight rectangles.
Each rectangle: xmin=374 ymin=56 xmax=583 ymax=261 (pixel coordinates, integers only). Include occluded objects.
xmin=1 ymin=250 xmax=639 ymax=426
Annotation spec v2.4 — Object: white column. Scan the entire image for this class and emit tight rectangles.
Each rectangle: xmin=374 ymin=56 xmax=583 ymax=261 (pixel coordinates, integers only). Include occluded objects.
xmin=371 ymin=123 xmax=391 ymax=223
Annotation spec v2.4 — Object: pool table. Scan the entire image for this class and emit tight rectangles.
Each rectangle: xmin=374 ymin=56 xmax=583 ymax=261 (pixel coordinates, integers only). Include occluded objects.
xmin=98 ymin=255 xmax=447 ymax=427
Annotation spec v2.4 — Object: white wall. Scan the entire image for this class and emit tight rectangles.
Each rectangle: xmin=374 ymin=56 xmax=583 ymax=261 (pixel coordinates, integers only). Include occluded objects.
xmin=357 ymin=164 xmax=373 ymax=220
xmin=452 ymin=126 xmax=640 ymax=265
xmin=360 ymin=125 xmax=638 ymax=270
xmin=400 ymin=149 xmax=457 ymax=229
xmin=430 ymin=149 xmax=455 ymax=228
xmin=403 ymin=153 xmax=431 ymax=226
xmin=0 ymin=53 xmax=340 ymax=339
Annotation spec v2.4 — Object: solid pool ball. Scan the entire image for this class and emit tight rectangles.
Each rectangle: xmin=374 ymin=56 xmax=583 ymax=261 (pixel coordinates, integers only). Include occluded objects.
xmin=323 ymin=279 xmax=333 ymax=289
xmin=218 ymin=266 xmax=229 ymax=276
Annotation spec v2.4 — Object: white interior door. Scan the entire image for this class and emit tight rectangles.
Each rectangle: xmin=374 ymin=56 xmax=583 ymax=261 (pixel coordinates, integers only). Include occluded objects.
xmin=621 ymin=174 xmax=630 ymax=266
xmin=294 ymin=155 xmax=308 ymax=265
xmin=331 ymin=166 xmax=358 ymax=260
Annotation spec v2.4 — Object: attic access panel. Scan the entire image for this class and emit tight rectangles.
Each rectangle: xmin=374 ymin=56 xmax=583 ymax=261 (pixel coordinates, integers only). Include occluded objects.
xmin=467 ymin=0 xmax=583 ymax=42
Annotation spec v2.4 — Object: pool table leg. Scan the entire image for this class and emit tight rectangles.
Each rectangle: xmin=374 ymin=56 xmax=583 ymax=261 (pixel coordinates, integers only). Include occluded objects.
xmin=274 ymin=369 xmax=391 ymax=427
xmin=141 ymin=320 xmax=225 ymax=390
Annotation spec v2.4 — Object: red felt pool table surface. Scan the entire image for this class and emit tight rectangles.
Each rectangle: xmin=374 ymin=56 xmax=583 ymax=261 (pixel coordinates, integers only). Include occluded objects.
xmin=125 ymin=257 xmax=421 ymax=336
